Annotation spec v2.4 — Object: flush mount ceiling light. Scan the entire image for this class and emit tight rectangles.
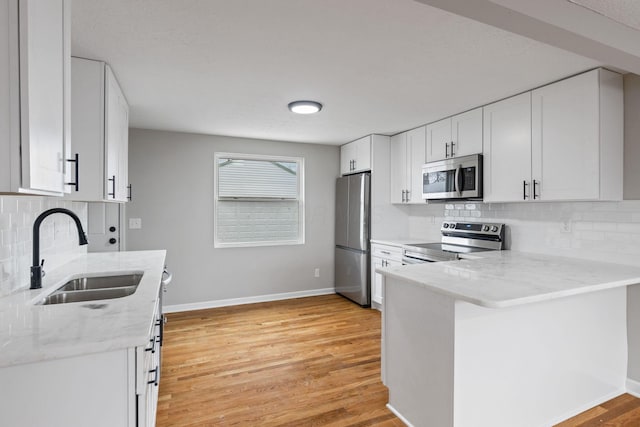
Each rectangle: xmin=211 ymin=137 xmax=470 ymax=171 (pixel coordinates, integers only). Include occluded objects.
xmin=288 ymin=100 xmax=323 ymax=114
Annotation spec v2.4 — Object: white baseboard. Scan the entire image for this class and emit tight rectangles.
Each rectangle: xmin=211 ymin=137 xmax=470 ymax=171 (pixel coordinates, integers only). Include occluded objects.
xmin=542 ymin=388 xmax=624 ymax=426
xmin=164 ymin=288 xmax=335 ymax=313
xmin=386 ymin=404 xmax=413 ymax=427
xmin=627 ymin=378 xmax=640 ymax=398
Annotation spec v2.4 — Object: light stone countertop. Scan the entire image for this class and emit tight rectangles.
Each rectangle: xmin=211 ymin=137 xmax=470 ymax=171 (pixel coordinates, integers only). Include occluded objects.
xmin=378 ymin=250 xmax=640 ymax=308
xmin=0 ymin=250 xmax=167 ymax=368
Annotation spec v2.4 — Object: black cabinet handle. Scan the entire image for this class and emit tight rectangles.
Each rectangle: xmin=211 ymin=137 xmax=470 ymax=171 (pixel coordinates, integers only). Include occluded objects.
xmin=109 ymin=238 xmax=117 ymax=244
xmin=127 ymin=184 xmax=132 ymax=201
xmin=523 ymin=180 xmax=529 ymax=200
xmin=108 ymin=175 xmax=116 ymax=198
xmin=145 ymin=337 xmax=156 ymax=353
xmin=533 ymin=180 xmax=539 ymax=200
xmin=65 ymin=153 xmax=79 ymax=191
xmin=147 ymin=367 xmax=159 ymax=386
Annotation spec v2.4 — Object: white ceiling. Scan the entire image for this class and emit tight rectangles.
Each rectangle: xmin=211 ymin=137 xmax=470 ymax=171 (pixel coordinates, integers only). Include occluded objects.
xmin=71 ymin=0 xmax=602 ymax=145
xmin=569 ymin=0 xmax=640 ymax=32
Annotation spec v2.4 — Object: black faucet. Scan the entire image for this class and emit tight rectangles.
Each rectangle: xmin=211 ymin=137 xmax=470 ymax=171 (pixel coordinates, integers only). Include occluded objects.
xmin=31 ymin=208 xmax=89 ymax=290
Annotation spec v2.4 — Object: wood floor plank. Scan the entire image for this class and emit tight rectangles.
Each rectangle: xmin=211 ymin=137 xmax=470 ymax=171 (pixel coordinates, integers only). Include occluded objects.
xmin=157 ymin=295 xmax=398 ymax=426
xmin=554 ymin=394 xmax=640 ymax=427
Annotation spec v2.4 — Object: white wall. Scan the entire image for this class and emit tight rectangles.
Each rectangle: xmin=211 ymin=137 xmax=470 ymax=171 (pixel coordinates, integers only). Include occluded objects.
xmin=126 ymin=128 xmax=339 ymax=308
xmin=0 ymin=197 xmax=88 ymax=296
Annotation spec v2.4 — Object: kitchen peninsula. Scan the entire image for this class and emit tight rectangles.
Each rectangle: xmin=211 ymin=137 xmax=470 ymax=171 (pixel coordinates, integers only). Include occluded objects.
xmin=379 ymin=251 xmax=640 ymax=427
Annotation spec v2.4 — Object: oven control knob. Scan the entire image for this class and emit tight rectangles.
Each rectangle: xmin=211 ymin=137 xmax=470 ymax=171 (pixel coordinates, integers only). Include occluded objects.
xmin=449 ymin=223 xmax=456 ymax=229
xmin=490 ymin=226 xmax=499 ymax=232
xmin=482 ymin=225 xmax=489 ymax=232
xmin=443 ymin=223 xmax=449 ymax=228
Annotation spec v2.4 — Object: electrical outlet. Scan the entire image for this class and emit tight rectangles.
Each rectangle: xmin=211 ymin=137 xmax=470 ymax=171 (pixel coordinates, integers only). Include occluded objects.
xmin=129 ymin=218 xmax=142 ymax=229
xmin=314 ymin=268 xmax=320 ymax=278
xmin=561 ymin=220 xmax=572 ymax=233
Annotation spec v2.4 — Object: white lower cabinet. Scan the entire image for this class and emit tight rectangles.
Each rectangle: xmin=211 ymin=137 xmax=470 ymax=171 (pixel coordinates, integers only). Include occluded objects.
xmin=0 ymin=298 xmax=162 ymax=427
xmin=371 ymin=243 xmax=403 ymax=306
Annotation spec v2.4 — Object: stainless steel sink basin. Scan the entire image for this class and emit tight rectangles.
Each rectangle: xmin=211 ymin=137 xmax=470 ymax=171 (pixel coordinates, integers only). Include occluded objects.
xmin=57 ymin=274 xmax=143 ymax=292
xmin=40 ymin=287 xmax=138 ymax=305
xmin=37 ymin=273 xmax=143 ymax=305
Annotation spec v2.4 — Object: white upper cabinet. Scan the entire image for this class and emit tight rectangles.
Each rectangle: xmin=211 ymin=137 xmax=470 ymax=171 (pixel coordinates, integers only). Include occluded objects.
xmin=483 ymin=92 xmax=532 ymax=203
xmin=0 ymin=0 xmax=71 ymax=196
xmin=426 ymin=118 xmax=451 ymax=162
xmin=484 ymin=68 xmax=622 ymax=203
xmin=105 ymin=65 xmax=130 ymax=202
xmin=67 ymin=58 xmax=130 ymax=203
xmin=389 ymin=133 xmax=408 ymax=204
xmin=390 ymin=126 xmax=426 ymax=204
xmin=340 ymin=135 xmax=371 ymax=175
xmin=531 ymin=69 xmax=622 ymax=201
xmin=451 ymin=108 xmax=483 ymax=158
xmin=426 ymin=107 xmax=482 ymax=162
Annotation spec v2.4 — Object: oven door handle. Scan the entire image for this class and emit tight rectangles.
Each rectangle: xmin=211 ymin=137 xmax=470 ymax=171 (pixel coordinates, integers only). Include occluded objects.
xmin=454 ymin=165 xmax=463 ymax=195
xmin=402 ymin=256 xmax=428 ymax=264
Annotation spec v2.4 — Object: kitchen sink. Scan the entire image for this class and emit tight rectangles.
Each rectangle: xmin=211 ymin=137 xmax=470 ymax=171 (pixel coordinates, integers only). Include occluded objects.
xmin=37 ymin=273 xmax=143 ymax=305
xmin=40 ymin=287 xmax=138 ymax=305
xmin=57 ymin=274 xmax=143 ymax=292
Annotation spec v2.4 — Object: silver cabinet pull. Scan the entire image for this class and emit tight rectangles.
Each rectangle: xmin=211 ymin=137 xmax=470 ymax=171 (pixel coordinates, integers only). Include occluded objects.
xmin=445 ymin=143 xmax=449 ymax=158
xmin=450 ymin=141 xmax=455 ymax=157
xmin=380 ymin=250 xmax=391 ymax=255
xmin=406 ymin=189 xmax=410 ymax=202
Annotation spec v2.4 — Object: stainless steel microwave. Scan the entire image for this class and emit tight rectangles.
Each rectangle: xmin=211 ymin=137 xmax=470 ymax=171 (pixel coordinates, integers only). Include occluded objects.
xmin=422 ymin=154 xmax=483 ymax=201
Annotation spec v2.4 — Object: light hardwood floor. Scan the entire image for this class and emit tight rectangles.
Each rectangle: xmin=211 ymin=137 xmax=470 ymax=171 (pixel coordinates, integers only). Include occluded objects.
xmin=157 ymin=294 xmax=402 ymax=426
xmin=157 ymin=294 xmax=640 ymax=427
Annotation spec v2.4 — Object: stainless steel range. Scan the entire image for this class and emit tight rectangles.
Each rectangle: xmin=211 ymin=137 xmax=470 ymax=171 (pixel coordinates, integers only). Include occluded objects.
xmin=402 ymin=222 xmax=505 ymax=264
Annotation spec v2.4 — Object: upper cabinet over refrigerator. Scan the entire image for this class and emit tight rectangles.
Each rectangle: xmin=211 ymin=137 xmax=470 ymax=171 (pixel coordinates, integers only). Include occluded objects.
xmin=0 ymin=0 xmax=71 ymax=196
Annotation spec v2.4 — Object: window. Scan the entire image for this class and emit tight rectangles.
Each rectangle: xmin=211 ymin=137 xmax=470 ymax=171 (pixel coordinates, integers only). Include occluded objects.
xmin=214 ymin=153 xmax=305 ymax=248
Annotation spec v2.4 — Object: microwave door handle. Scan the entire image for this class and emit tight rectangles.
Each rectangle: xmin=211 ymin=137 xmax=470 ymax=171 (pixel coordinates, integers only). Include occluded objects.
xmin=454 ymin=165 xmax=462 ymax=195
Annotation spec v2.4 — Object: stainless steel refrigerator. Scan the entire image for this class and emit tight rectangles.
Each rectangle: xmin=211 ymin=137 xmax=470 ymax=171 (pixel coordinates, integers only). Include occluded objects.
xmin=335 ymin=172 xmax=370 ymax=307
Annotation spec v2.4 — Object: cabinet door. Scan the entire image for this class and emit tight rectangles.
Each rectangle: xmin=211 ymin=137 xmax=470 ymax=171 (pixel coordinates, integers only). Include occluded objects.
xmin=452 ymin=108 xmax=482 ymax=157
xmin=389 ymin=132 xmax=407 ymax=204
xmin=407 ymin=126 xmax=426 ymax=204
xmin=483 ymin=92 xmax=532 ymax=202
xmin=532 ymin=70 xmax=599 ymax=201
xmin=105 ymin=65 xmax=129 ymax=202
xmin=340 ymin=142 xmax=355 ymax=175
xmin=426 ymin=117 xmax=451 ymax=162
xmin=353 ymin=135 xmax=371 ymax=173
xmin=18 ymin=0 xmax=68 ymax=194
xmin=371 ymin=257 xmax=384 ymax=305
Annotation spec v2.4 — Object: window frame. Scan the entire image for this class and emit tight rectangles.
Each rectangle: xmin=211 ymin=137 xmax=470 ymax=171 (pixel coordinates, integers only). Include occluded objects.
xmin=213 ymin=152 xmax=305 ymax=248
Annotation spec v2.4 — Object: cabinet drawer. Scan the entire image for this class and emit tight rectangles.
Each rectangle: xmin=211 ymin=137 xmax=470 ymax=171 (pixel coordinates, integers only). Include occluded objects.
xmin=372 ymin=244 xmax=403 ymax=262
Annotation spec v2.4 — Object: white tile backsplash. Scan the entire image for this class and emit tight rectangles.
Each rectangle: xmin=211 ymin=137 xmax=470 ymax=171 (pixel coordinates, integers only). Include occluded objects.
xmin=0 ymin=196 xmax=88 ymax=296
xmin=408 ymin=200 xmax=640 ymax=266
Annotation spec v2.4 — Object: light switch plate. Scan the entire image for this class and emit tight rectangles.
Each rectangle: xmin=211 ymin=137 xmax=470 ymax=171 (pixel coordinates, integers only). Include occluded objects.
xmin=129 ymin=218 xmax=142 ymax=229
